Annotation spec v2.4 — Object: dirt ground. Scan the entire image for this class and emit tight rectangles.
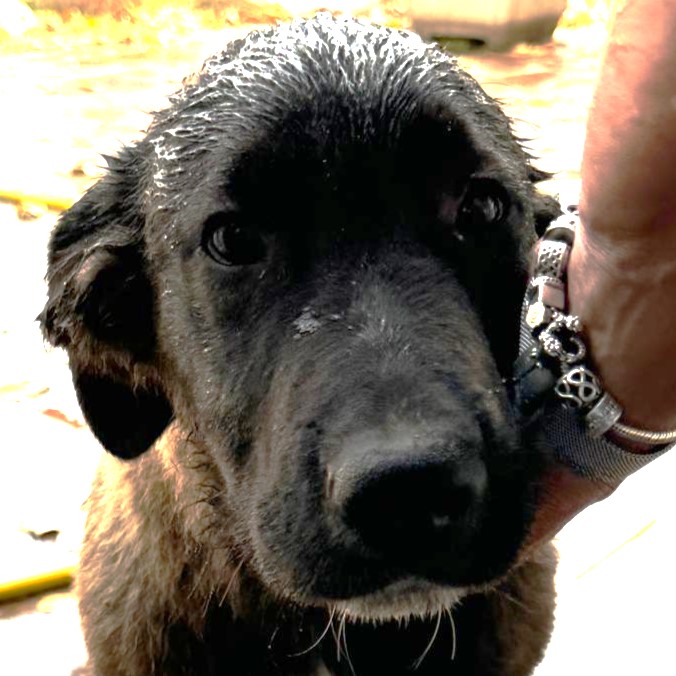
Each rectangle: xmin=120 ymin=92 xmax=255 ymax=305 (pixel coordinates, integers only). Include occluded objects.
xmin=1 ymin=10 xmax=675 ymax=675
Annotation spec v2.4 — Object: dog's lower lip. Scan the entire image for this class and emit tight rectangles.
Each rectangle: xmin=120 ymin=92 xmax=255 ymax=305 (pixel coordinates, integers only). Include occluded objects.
xmin=320 ymin=577 xmax=468 ymax=622
xmin=345 ymin=576 xmax=456 ymax=598
xmin=308 ymin=577 xmax=447 ymax=602
xmin=308 ymin=559 xmax=503 ymax=601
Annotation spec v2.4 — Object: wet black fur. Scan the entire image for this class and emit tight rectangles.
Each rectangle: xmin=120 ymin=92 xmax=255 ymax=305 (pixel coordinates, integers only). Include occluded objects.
xmin=41 ymin=15 xmax=560 ymax=675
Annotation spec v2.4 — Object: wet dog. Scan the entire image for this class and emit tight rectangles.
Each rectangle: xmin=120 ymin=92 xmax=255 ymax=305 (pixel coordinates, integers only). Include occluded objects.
xmin=42 ymin=15 xmax=560 ymax=675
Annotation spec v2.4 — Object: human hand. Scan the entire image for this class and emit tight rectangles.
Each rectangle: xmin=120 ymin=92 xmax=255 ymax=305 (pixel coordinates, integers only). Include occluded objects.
xmin=524 ymin=218 xmax=676 ymax=552
xmin=570 ymin=0 xmax=676 ymax=434
xmin=523 ymin=0 xmax=676 ymax=551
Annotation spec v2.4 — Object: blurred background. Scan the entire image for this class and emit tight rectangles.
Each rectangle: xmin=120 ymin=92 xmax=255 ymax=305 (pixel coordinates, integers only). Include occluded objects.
xmin=1 ymin=1 xmax=675 ymax=674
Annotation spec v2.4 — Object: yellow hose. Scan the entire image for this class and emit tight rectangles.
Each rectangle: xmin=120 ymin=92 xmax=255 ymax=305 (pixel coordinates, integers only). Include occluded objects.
xmin=0 ymin=190 xmax=74 ymax=212
xmin=0 ymin=566 xmax=75 ymax=603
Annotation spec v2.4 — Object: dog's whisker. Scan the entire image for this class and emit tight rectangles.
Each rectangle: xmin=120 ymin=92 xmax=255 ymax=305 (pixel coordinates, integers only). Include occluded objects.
xmin=411 ymin=609 xmax=442 ymax=670
xmin=201 ymin=589 xmax=214 ymax=619
xmin=267 ymin=625 xmax=280 ymax=651
xmin=495 ymin=588 xmax=529 ymax=611
xmin=339 ymin=611 xmax=356 ymax=676
xmin=330 ymin=611 xmax=342 ymax=662
xmin=445 ymin=608 xmax=458 ymax=661
xmin=219 ymin=559 xmax=245 ymax=606
xmin=288 ymin=607 xmax=336 ymax=657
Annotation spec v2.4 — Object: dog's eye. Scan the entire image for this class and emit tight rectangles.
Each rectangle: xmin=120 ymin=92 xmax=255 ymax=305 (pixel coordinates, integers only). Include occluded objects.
xmin=202 ymin=212 xmax=266 ymax=266
xmin=458 ymin=179 xmax=509 ymax=228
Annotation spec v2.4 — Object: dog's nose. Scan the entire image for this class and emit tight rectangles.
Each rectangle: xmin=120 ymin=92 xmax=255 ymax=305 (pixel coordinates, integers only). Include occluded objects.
xmin=327 ymin=432 xmax=487 ymax=567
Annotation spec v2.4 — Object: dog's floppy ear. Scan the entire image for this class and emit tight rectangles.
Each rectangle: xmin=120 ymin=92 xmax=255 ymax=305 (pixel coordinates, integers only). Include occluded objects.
xmin=40 ymin=145 xmax=173 ymax=459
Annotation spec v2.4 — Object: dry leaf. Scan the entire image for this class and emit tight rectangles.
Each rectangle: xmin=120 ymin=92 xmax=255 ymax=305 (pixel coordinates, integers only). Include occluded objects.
xmin=42 ymin=408 xmax=85 ymax=428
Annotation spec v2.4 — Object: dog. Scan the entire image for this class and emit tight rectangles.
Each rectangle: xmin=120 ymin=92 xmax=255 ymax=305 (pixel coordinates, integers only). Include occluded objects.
xmin=41 ymin=15 xmax=560 ymax=675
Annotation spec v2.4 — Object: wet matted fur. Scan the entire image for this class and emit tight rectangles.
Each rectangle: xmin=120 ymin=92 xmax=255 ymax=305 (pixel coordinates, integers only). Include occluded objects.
xmin=42 ymin=15 xmax=560 ymax=676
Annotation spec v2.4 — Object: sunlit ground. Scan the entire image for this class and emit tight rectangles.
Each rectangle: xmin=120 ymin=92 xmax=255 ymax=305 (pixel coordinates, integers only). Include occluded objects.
xmin=1 ymin=1 xmax=675 ymax=674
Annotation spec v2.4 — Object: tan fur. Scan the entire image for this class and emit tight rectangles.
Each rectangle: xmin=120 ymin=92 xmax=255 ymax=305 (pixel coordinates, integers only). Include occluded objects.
xmin=77 ymin=425 xmax=242 ymax=674
xmin=490 ymin=545 xmax=557 ymax=674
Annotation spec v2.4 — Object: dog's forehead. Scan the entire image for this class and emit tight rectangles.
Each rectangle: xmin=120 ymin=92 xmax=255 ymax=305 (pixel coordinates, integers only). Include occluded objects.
xmin=145 ymin=18 xmax=499 ymax=190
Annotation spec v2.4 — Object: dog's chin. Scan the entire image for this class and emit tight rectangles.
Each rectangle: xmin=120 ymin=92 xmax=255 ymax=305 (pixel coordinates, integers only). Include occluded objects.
xmin=324 ymin=579 xmax=466 ymax=623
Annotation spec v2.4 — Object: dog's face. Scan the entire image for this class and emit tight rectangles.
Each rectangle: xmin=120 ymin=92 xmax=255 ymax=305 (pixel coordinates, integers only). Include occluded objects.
xmin=42 ymin=16 xmax=557 ymax=621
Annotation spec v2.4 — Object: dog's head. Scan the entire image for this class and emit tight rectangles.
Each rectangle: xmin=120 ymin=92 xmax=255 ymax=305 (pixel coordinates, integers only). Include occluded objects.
xmin=42 ymin=16 xmax=558 ymax=620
